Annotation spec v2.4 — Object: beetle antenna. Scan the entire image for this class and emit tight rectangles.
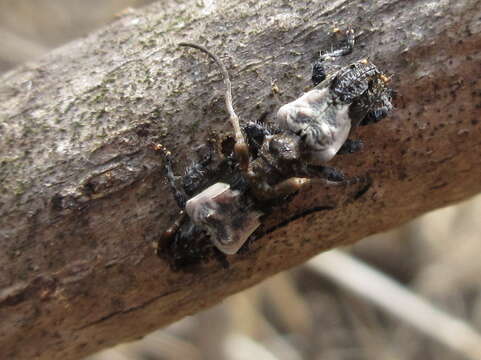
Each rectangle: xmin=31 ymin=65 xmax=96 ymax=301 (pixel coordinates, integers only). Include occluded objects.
xmin=178 ymin=43 xmax=246 ymax=150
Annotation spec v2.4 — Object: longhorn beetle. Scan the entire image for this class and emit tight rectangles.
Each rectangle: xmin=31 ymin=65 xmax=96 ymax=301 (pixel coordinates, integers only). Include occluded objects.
xmin=155 ymin=30 xmax=393 ymax=270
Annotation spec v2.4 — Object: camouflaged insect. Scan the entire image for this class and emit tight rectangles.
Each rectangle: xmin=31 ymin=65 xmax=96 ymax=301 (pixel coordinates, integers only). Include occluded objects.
xmin=155 ymin=29 xmax=393 ymax=270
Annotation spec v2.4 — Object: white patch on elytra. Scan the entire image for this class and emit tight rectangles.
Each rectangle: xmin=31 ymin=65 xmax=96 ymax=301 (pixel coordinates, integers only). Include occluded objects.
xmin=277 ymin=87 xmax=351 ymax=164
xmin=186 ymin=182 xmax=262 ymax=254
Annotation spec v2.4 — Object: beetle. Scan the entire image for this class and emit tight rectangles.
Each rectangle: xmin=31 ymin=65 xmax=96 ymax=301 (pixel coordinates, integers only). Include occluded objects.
xmin=155 ymin=30 xmax=393 ymax=270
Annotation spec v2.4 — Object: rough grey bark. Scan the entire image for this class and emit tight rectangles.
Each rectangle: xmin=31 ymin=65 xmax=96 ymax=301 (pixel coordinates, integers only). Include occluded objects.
xmin=0 ymin=0 xmax=480 ymax=359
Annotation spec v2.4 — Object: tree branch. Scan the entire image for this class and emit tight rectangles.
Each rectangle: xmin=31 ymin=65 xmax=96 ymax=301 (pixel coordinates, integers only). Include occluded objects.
xmin=0 ymin=0 xmax=480 ymax=359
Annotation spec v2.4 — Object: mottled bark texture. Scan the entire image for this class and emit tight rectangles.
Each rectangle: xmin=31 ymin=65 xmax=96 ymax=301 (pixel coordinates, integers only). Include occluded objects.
xmin=0 ymin=0 xmax=480 ymax=358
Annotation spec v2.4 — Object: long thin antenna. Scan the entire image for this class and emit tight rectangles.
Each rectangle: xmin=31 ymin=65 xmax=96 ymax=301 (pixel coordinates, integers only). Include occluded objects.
xmin=178 ymin=43 xmax=245 ymax=149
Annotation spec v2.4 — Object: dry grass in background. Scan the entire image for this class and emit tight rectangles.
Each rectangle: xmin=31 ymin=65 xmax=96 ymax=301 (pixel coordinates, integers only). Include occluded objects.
xmin=2 ymin=2 xmax=481 ymax=359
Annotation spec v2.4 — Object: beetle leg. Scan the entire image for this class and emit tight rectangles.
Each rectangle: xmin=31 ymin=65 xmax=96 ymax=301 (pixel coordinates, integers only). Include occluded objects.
xmin=312 ymin=28 xmax=355 ymax=86
xmin=252 ymin=177 xmax=311 ymax=201
xmin=153 ymin=144 xmax=188 ymax=208
xmin=155 ymin=211 xmax=187 ymax=256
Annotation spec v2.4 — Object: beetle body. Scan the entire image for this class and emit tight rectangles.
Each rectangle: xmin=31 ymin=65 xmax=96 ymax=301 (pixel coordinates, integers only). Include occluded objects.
xmin=157 ymin=31 xmax=393 ymax=270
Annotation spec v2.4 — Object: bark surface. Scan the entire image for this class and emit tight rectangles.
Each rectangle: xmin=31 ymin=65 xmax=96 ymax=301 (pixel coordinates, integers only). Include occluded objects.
xmin=0 ymin=0 xmax=480 ymax=359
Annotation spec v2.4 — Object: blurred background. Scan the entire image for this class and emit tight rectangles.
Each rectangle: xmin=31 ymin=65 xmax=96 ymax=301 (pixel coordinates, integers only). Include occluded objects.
xmin=2 ymin=1 xmax=481 ymax=359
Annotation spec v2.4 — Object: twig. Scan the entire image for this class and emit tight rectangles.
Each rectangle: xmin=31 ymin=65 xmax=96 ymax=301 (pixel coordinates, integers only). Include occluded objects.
xmin=307 ymin=250 xmax=481 ymax=360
